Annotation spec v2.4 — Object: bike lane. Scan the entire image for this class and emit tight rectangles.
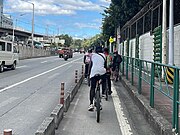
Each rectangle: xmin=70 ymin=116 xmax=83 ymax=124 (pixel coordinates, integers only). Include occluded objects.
xmin=55 ymin=80 xmax=156 ymax=135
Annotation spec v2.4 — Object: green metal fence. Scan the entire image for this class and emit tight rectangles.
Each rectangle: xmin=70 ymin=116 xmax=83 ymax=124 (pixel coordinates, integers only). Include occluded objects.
xmin=120 ymin=56 xmax=180 ymax=133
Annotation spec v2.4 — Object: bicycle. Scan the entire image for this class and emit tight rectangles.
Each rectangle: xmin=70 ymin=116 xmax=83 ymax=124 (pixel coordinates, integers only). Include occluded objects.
xmin=94 ymin=74 xmax=102 ymax=123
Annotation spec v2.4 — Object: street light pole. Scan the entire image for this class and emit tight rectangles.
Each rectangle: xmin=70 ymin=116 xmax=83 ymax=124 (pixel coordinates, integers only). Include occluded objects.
xmin=32 ymin=3 xmax=34 ymax=48
xmin=169 ymin=0 xmax=174 ymax=65
xmin=12 ymin=13 xmax=26 ymax=43
xmin=21 ymin=0 xmax=34 ymax=47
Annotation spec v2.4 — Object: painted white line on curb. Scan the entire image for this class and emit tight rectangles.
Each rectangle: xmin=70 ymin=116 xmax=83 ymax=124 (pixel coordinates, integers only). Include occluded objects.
xmin=111 ymin=82 xmax=133 ymax=135
xmin=0 ymin=57 xmax=82 ymax=93
xmin=41 ymin=61 xmax=48 ymax=63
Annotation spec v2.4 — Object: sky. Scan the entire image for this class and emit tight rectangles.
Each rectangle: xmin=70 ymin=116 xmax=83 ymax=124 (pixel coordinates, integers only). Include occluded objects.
xmin=3 ymin=0 xmax=110 ymax=39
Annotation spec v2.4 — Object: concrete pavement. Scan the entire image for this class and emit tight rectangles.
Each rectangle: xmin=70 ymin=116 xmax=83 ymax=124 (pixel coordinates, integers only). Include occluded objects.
xmin=55 ymin=79 xmax=156 ymax=135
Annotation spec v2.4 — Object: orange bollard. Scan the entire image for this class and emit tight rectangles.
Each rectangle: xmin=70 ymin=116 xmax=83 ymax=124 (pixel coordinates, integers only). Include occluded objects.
xmin=75 ymin=70 xmax=78 ymax=83
xmin=60 ymin=82 xmax=65 ymax=104
xmin=4 ymin=129 xmax=12 ymax=135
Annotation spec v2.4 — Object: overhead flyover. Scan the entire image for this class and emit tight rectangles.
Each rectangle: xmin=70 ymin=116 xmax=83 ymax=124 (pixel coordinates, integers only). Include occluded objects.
xmin=0 ymin=27 xmax=44 ymax=38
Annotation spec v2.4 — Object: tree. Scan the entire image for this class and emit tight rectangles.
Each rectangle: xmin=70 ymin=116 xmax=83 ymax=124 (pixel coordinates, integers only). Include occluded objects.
xmin=58 ymin=34 xmax=73 ymax=47
xmin=101 ymin=0 xmax=151 ymax=41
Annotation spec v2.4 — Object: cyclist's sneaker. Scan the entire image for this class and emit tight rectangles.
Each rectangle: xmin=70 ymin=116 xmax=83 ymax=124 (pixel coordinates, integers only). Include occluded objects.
xmin=88 ymin=104 xmax=94 ymax=111
xmin=102 ymin=94 xmax=106 ymax=98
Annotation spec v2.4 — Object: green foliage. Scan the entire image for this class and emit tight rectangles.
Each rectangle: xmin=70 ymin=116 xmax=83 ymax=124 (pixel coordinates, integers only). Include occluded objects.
xmin=102 ymin=0 xmax=151 ymax=42
xmin=57 ymin=34 xmax=73 ymax=47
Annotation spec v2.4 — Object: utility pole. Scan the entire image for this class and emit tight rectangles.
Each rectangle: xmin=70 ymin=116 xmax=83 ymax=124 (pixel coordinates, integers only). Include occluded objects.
xmin=169 ymin=0 xmax=174 ymax=65
xmin=162 ymin=0 xmax=167 ymax=64
xmin=162 ymin=0 xmax=167 ymax=79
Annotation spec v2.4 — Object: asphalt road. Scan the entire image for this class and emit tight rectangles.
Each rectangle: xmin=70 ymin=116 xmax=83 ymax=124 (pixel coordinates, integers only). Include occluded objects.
xmin=0 ymin=53 xmax=84 ymax=135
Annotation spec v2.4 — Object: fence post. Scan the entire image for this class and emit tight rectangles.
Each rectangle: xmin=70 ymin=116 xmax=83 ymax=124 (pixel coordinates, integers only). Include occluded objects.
xmin=122 ymin=57 xmax=125 ymax=76
xmin=4 ymin=129 xmax=12 ymax=135
xmin=126 ymin=57 xmax=129 ymax=80
xmin=131 ymin=58 xmax=134 ymax=85
xmin=75 ymin=70 xmax=78 ymax=83
xmin=138 ymin=59 xmax=142 ymax=94
xmin=174 ymin=68 xmax=179 ymax=133
xmin=60 ymin=82 xmax=65 ymax=104
xmin=150 ymin=63 xmax=155 ymax=107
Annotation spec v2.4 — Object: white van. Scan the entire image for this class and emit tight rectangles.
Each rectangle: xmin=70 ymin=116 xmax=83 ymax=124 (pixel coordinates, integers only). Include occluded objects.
xmin=0 ymin=39 xmax=19 ymax=73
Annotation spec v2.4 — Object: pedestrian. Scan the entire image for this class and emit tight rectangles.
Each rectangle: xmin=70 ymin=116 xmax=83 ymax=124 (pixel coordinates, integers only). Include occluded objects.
xmin=112 ymin=50 xmax=122 ymax=81
xmin=103 ymin=47 xmax=113 ymax=95
xmin=83 ymin=49 xmax=92 ymax=81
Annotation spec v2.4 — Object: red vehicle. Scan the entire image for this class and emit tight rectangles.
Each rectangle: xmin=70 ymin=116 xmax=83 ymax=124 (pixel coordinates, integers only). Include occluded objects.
xmin=57 ymin=47 xmax=73 ymax=58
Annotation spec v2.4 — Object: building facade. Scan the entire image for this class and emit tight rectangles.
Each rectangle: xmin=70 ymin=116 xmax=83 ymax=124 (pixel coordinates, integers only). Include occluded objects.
xmin=0 ymin=0 xmax=13 ymax=28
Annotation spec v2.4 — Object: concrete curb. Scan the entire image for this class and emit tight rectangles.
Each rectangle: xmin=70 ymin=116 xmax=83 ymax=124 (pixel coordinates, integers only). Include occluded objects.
xmin=35 ymin=117 xmax=55 ymax=135
xmin=64 ymin=93 xmax=71 ymax=112
xmin=50 ymin=104 xmax=64 ymax=129
xmin=120 ymin=76 xmax=175 ymax=135
xmin=35 ymin=75 xmax=84 ymax=135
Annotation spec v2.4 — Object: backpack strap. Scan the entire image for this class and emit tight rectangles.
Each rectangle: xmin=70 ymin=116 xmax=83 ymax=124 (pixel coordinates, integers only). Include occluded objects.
xmin=97 ymin=53 xmax=105 ymax=61
xmin=97 ymin=53 xmax=107 ymax=68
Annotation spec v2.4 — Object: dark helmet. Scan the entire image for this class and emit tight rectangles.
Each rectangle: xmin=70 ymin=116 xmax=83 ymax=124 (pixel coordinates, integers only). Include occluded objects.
xmin=113 ymin=50 xmax=118 ymax=54
xmin=95 ymin=46 xmax=103 ymax=53
xmin=88 ymin=49 xmax=92 ymax=53
xmin=103 ymin=47 xmax=109 ymax=53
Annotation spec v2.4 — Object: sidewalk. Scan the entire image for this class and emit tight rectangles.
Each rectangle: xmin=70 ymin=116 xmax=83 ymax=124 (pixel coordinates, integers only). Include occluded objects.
xmin=120 ymin=72 xmax=175 ymax=135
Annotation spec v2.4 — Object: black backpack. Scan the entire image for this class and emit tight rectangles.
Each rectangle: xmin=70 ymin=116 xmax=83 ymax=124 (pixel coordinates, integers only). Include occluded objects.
xmin=116 ymin=55 xmax=122 ymax=63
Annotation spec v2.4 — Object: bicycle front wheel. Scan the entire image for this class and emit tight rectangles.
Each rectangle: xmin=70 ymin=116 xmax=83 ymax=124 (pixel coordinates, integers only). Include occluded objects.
xmin=96 ymin=90 xmax=100 ymax=123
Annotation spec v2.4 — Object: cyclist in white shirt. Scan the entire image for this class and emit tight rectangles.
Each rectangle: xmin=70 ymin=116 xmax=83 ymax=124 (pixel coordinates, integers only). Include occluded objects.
xmin=88 ymin=46 xmax=106 ymax=111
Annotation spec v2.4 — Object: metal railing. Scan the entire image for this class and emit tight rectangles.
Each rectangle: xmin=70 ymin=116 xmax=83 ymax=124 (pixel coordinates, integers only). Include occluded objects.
xmin=120 ymin=56 xmax=180 ymax=133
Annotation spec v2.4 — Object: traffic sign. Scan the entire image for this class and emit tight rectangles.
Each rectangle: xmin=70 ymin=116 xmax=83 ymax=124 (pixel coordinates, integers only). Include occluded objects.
xmin=109 ymin=37 xmax=114 ymax=43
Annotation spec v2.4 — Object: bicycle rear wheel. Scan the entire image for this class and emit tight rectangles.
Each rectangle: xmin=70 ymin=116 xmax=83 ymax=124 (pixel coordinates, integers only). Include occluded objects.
xmin=96 ymin=90 xmax=100 ymax=123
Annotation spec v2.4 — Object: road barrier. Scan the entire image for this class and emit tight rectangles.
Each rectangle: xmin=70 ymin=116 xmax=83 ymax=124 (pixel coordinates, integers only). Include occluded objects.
xmin=3 ymin=129 xmax=12 ymax=135
xmin=35 ymin=65 xmax=84 ymax=135
xmin=35 ymin=117 xmax=55 ymax=135
xmin=60 ymin=82 xmax=65 ymax=104
xmin=82 ymin=65 xmax=84 ymax=76
xmin=166 ymin=67 xmax=174 ymax=84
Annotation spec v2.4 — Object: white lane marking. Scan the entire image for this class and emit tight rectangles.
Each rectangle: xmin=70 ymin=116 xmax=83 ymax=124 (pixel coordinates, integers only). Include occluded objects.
xmin=0 ymin=97 xmax=19 ymax=108
xmin=111 ymin=82 xmax=133 ymax=135
xmin=62 ymin=94 xmax=80 ymax=131
xmin=41 ymin=61 xmax=48 ymax=63
xmin=16 ymin=65 xmax=27 ymax=69
xmin=0 ymin=57 xmax=82 ymax=93
xmin=72 ymin=96 xmax=80 ymax=114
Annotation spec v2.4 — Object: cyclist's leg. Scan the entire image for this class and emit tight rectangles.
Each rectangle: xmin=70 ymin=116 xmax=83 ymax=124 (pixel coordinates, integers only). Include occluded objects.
xmin=89 ymin=77 xmax=96 ymax=105
xmin=84 ymin=64 xmax=89 ymax=78
xmin=101 ymin=74 xmax=106 ymax=96
xmin=88 ymin=77 xmax=96 ymax=111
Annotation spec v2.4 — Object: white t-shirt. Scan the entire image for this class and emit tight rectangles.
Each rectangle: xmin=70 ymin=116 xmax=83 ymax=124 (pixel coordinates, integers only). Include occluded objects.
xmin=90 ymin=53 xmax=106 ymax=78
